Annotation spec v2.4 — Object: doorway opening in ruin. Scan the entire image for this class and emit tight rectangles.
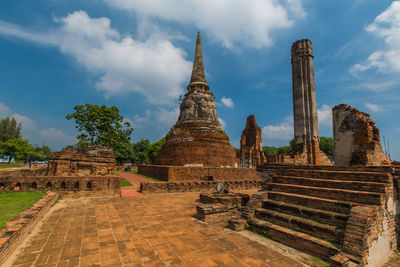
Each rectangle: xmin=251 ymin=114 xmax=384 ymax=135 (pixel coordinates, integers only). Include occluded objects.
xmin=0 ymin=182 xmax=5 ymax=189
xmin=31 ymin=182 xmax=37 ymax=190
xmin=74 ymin=182 xmax=80 ymax=190
xmin=14 ymin=182 xmax=21 ymax=191
xmin=46 ymin=182 xmax=52 ymax=190
xmin=87 ymin=181 xmax=92 ymax=189
xmin=61 ymin=181 xmax=66 ymax=189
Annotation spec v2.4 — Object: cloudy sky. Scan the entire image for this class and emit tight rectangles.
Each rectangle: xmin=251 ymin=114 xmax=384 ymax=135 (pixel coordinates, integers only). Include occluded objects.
xmin=0 ymin=0 xmax=399 ymax=160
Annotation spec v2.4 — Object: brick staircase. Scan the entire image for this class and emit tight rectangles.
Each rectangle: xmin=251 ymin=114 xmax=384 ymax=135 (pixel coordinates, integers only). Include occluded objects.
xmin=247 ymin=167 xmax=393 ymax=262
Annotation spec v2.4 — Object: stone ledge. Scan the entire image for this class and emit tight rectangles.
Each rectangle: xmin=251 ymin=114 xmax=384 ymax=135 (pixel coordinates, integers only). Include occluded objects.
xmin=0 ymin=192 xmax=58 ymax=265
xmin=139 ymin=180 xmax=262 ymax=193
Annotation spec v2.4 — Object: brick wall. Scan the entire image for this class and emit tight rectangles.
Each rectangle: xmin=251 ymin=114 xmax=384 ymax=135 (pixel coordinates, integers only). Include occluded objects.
xmin=0 ymin=175 xmax=121 ymax=196
xmin=138 ymin=165 xmax=261 ymax=182
xmin=139 ymin=180 xmax=262 ymax=193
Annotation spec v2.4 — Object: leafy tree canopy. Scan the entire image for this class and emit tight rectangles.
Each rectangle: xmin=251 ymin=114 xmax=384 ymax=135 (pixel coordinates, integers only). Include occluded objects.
xmin=0 ymin=138 xmax=33 ymax=163
xmin=0 ymin=116 xmax=21 ymax=142
xmin=319 ymin=136 xmax=334 ymax=160
xmin=148 ymin=137 xmax=166 ymax=164
xmin=30 ymin=144 xmax=52 ymax=161
xmin=66 ymin=103 xmax=134 ymax=153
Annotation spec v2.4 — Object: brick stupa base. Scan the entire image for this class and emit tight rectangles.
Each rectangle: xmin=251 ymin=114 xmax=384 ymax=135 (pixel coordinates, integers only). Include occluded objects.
xmin=155 ymin=122 xmax=238 ymax=167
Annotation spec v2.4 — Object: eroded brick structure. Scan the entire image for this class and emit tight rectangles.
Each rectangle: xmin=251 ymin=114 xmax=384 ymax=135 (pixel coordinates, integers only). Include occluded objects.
xmin=288 ymin=39 xmax=331 ymax=165
xmin=48 ymin=146 xmax=116 ymax=176
xmin=0 ymin=146 xmax=120 ymax=196
xmin=155 ymin=32 xmax=238 ymax=167
xmin=239 ymin=115 xmax=266 ymax=168
xmin=333 ymin=104 xmax=391 ymax=166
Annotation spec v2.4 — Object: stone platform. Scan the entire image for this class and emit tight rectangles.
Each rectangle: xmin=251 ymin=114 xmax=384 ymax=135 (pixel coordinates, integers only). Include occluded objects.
xmin=5 ymin=192 xmax=308 ymax=267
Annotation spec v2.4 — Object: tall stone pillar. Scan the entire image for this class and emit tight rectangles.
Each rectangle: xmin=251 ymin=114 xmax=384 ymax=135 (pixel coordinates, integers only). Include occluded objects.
xmin=290 ymin=39 xmax=331 ymax=165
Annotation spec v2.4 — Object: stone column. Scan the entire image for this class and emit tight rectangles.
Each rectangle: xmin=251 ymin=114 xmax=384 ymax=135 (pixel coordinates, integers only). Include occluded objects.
xmin=291 ymin=39 xmax=320 ymax=165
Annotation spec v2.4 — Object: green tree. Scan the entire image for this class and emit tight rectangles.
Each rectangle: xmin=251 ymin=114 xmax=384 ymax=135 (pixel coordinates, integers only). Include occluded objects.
xmin=263 ymin=146 xmax=278 ymax=156
xmin=277 ymin=146 xmax=291 ymax=155
xmin=148 ymin=137 xmax=166 ymax=164
xmin=132 ymin=139 xmax=150 ymax=164
xmin=319 ymin=136 xmax=334 ymax=160
xmin=66 ymin=104 xmax=134 ymax=155
xmin=30 ymin=144 xmax=52 ymax=161
xmin=0 ymin=139 xmax=33 ymax=164
xmin=0 ymin=116 xmax=21 ymax=142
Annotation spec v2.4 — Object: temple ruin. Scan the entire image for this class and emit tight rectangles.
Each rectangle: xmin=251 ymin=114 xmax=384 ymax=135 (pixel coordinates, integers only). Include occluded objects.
xmin=0 ymin=146 xmax=120 ymax=196
xmin=287 ymin=39 xmax=331 ymax=165
xmin=239 ymin=115 xmax=266 ymax=168
xmin=333 ymin=104 xmax=391 ymax=166
xmin=155 ymin=32 xmax=238 ymax=168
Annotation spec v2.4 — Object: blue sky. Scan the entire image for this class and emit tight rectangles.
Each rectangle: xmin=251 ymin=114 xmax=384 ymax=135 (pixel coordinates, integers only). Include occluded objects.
xmin=0 ymin=0 xmax=399 ymax=160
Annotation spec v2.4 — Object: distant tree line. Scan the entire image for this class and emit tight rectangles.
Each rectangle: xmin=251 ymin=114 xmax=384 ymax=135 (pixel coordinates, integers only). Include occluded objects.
xmin=0 ymin=116 xmax=51 ymax=164
xmin=262 ymin=137 xmax=334 ymax=160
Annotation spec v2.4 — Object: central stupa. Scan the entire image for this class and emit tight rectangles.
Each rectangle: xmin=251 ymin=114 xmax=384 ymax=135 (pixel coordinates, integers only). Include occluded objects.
xmin=155 ymin=32 xmax=238 ymax=167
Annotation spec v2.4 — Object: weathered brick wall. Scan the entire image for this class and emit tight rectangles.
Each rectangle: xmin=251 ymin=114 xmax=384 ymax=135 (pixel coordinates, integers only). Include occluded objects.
xmin=139 ymin=180 xmax=262 ymax=193
xmin=333 ymin=104 xmax=391 ymax=166
xmin=0 ymin=175 xmax=121 ymax=196
xmin=138 ymin=165 xmax=261 ymax=182
xmin=0 ymin=167 xmax=48 ymax=177
xmin=0 ymin=192 xmax=58 ymax=265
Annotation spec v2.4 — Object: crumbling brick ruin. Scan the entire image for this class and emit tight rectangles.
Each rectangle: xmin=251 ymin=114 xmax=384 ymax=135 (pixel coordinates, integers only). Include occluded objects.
xmin=284 ymin=39 xmax=331 ymax=165
xmin=47 ymin=146 xmax=116 ymax=176
xmin=155 ymin=32 xmax=238 ymax=168
xmin=333 ymin=104 xmax=391 ymax=166
xmin=0 ymin=146 xmax=120 ymax=196
xmin=239 ymin=115 xmax=266 ymax=168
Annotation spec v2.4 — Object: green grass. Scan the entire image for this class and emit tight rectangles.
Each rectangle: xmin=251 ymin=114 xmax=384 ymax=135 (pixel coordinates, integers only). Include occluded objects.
xmin=121 ymin=179 xmax=133 ymax=187
xmin=0 ymin=192 xmax=46 ymax=228
xmin=130 ymin=168 xmax=166 ymax=182
xmin=308 ymin=256 xmax=330 ymax=267
xmin=0 ymin=162 xmax=25 ymax=169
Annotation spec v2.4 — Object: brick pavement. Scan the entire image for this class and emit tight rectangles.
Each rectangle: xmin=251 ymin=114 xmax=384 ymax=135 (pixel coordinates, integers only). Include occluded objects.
xmin=7 ymin=192 xmax=308 ymax=267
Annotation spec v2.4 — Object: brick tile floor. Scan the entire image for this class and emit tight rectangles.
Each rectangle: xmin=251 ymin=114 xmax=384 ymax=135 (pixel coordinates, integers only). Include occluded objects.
xmin=8 ymin=192 xmax=307 ymax=267
xmin=119 ymin=172 xmax=162 ymax=197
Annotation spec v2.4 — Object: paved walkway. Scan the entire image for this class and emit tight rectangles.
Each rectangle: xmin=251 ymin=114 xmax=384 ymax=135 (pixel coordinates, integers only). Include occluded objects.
xmin=119 ymin=172 xmax=162 ymax=197
xmin=8 ymin=192 xmax=307 ymax=267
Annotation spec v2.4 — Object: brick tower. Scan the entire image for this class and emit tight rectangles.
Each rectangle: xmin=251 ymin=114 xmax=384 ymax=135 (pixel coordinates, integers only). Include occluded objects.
xmin=290 ymin=39 xmax=331 ymax=165
xmin=155 ymin=32 xmax=238 ymax=167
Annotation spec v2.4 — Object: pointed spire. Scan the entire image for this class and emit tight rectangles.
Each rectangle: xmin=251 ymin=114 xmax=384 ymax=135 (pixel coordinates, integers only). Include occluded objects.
xmin=188 ymin=32 xmax=209 ymax=91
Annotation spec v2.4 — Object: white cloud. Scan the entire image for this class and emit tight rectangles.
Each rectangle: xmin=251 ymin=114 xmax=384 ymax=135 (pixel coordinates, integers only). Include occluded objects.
xmin=105 ymin=0 xmax=306 ymax=49
xmin=39 ymin=128 xmax=67 ymax=139
xmin=364 ymin=102 xmax=380 ymax=112
xmin=218 ymin=118 xmax=226 ymax=129
xmin=11 ymin=113 xmax=37 ymax=130
xmin=132 ymin=106 xmax=179 ymax=129
xmin=317 ymin=104 xmax=332 ymax=126
xmin=350 ymin=1 xmax=400 ymax=75
xmin=262 ymin=116 xmax=293 ymax=140
xmin=154 ymin=107 xmax=179 ymax=125
xmin=39 ymin=128 xmax=77 ymax=148
xmin=0 ymin=102 xmax=11 ymax=116
xmin=0 ymin=102 xmax=37 ymax=130
xmin=221 ymin=97 xmax=234 ymax=108
xmin=0 ymin=11 xmax=192 ymax=105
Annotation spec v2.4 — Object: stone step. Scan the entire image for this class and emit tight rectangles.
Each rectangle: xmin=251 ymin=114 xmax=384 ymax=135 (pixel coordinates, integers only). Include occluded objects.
xmin=277 ymin=169 xmax=391 ymax=183
xmin=254 ymin=208 xmax=343 ymax=243
xmin=272 ymin=176 xmax=387 ymax=193
xmin=266 ymin=183 xmax=383 ymax=206
xmin=267 ymin=191 xmax=354 ymax=214
xmin=247 ymin=217 xmax=340 ymax=260
xmin=261 ymin=199 xmax=348 ymax=228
